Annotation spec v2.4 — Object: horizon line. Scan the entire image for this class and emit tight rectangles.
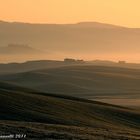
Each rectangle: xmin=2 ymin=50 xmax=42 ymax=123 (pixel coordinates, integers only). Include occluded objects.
xmin=0 ymin=20 xmax=134 ymax=28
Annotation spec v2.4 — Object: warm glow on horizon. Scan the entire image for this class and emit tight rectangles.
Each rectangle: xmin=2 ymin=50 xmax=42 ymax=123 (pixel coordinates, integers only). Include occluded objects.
xmin=0 ymin=0 xmax=140 ymax=63
xmin=1 ymin=0 xmax=140 ymax=27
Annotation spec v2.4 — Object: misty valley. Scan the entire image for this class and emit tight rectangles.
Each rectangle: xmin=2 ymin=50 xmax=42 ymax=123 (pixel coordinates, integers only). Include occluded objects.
xmin=0 ymin=20 xmax=140 ymax=140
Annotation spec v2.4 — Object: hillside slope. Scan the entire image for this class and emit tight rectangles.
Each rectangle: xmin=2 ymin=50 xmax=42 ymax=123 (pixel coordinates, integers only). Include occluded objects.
xmin=0 ymin=60 xmax=140 ymax=74
xmin=1 ymin=65 xmax=140 ymax=98
xmin=0 ymin=60 xmax=73 ymax=74
xmin=0 ymin=82 xmax=140 ymax=139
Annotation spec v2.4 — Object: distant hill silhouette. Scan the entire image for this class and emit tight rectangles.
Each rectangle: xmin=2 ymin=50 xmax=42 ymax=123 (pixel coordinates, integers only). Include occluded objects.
xmin=76 ymin=22 xmax=125 ymax=28
xmin=0 ymin=44 xmax=43 ymax=54
xmin=0 ymin=20 xmax=140 ymax=62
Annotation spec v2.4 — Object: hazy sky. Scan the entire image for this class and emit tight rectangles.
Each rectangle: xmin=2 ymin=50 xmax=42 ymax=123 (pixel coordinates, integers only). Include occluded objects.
xmin=1 ymin=0 xmax=140 ymax=27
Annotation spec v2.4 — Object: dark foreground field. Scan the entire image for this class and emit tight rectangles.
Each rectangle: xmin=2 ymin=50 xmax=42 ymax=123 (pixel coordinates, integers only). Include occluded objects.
xmin=0 ymin=121 xmax=140 ymax=140
xmin=0 ymin=82 xmax=140 ymax=139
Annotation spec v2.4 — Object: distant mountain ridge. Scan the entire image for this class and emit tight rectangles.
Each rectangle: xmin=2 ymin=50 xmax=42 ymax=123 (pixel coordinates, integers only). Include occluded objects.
xmin=0 ymin=20 xmax=140 ymax=62
xmin=76 ymin=22 xmax=126 ymax=28
xmin=0 ymin=20 xmax=125 ymax=27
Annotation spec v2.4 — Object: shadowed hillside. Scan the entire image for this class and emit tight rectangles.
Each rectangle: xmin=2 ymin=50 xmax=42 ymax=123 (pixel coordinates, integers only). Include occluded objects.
xmin=0 ymin=59 xmax=85 ymax=74
xmin=0 ymin=60 xmax=69 ymax=74
xmin=1 ymin=65 xmax=140 ymax=99
xmin=0 ymin=82 xmax=140 ymax=139
xmin=0 ymin=60 xmax=140 ymax=74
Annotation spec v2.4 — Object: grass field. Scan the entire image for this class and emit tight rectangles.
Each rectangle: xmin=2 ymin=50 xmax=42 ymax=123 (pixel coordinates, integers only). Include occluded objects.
xmin=1 ymin=65 xmax=140 ymax=107
xmin=0 ymin=82 xmax=140 ymax=139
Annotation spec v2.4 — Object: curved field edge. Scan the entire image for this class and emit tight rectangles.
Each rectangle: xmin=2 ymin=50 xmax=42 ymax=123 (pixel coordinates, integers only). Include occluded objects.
xmin=0 ymin=82 xmax=140 ymax=139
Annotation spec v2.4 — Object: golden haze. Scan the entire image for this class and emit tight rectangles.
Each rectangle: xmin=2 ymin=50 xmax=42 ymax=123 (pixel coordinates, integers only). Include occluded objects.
xmin=0 ymin=0 xmax=140 ymax=27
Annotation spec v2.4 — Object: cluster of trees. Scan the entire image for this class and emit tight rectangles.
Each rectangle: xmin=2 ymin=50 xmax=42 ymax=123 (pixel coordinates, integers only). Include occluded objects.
xmin=118 ymin=61 xmax=126 ymax=64
xmin=64 ymin=58 xmax=84 ymax=63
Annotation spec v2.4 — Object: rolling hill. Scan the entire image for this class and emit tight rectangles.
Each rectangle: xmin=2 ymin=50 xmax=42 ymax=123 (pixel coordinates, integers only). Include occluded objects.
xmin=0 ymin=82 xmax=140 ymax=139
xmin=0 ymin=60 xmax=86 ymax=74
xmin=0 ymin=43 xmax=47 ymax=63
xmin=0 ymin=60 xmax=68 ymax=74
xmin=0 ymin=59 xmax=140 ymax=74
xmin=1 ymin=65 xmax=140 ymax=99
xmin=0 ymin=44 xmax=43 ymax=55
